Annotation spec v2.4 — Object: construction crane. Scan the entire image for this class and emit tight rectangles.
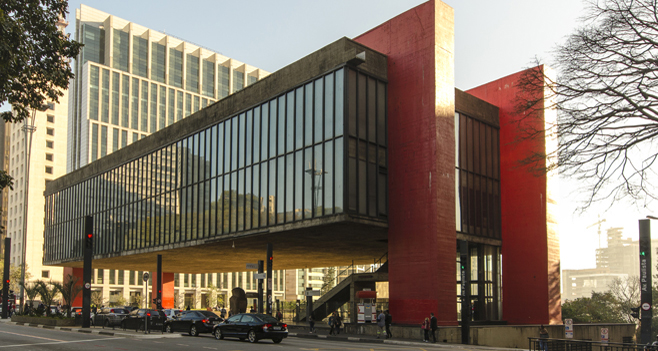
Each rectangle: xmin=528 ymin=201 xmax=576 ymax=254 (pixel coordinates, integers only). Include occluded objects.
xmin=587 ymin=215 xmax=606 ymax=249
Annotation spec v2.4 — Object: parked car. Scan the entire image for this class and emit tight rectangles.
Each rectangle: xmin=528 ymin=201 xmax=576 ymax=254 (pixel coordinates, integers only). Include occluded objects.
xmin=92 ymin=308 xmax=130 ymax=327
xmin=120 ymin=309 xmax=166 ymax=332
xmin=162 ymin=309 xmax=182 ymax=320
xmin=213 ymin=313 xmax=287 ymax=343
xmin=165 ymin=310 xmax=222 ymax=336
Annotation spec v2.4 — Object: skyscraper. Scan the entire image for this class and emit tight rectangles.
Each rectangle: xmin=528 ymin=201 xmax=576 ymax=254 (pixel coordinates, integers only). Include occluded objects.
xmin=67 ymin=5 xmax=268 ymax=172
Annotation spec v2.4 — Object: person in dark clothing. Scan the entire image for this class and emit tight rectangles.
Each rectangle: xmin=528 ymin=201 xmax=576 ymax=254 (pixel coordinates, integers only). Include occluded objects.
xmin=384 ymin=310 xmax=392 ymax=338
xmin=430 ymin=312 xmax=437 ymax=343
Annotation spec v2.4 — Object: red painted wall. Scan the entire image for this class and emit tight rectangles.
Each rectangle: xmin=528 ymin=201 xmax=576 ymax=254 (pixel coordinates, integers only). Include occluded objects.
xmin=64 ymin=267 xmax=84 ymax=307
xmin=467 ymin=66 xmax=560 ymax=324
xmin=355 ymin=0 xmax=457 ymax=325
xmin=151 ymin=272 xmax=174 ymax=309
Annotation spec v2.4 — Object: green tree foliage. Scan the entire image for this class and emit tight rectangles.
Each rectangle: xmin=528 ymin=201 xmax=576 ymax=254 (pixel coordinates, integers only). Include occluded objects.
xmin=515 ymin=0 xmax=658 ymax=208
xmin=90 ymin=290 xmax=103 ymax=307
xmin=19 ymin=281 xmax=39 ymax=314
xmin=52 ymin=274 xmax=81 ymax=317
xmin=562 ymin=292 xmax=627 ymax=323
xmin=35 ymin=280 xmax=59 ymax=316
xmin=0 ymin=260 xmax=33 ymax=294
xmin=0 ymin=0 xmax=82 ymax=190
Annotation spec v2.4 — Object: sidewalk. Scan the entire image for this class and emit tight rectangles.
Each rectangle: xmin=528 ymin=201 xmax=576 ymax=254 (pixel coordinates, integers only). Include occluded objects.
xmin=286 ymin=324 xmax=522 ymax=350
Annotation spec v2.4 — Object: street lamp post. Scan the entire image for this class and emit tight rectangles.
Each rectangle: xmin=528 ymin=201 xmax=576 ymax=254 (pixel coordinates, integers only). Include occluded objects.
xmin=19 ymin=109 xmax=37 ymax=313
xmin=640 ymin=216 xmax=656 ymax=344
xmin=305 ymin=161 xmax=327 ymax=216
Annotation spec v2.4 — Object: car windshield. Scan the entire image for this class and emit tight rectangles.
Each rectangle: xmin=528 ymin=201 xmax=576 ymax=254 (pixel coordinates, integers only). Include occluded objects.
xmin=111 ymin=309 xmax=129 ymax=314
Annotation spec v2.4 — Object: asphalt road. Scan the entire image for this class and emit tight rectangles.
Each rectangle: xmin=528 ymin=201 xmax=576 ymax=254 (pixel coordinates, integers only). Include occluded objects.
xmin=0 ymin=323 xmax=449 ymax=350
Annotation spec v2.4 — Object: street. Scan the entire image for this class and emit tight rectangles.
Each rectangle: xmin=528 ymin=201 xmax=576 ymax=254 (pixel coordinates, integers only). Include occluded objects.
xmin=0 ymin=323 xmax=464 ymax=350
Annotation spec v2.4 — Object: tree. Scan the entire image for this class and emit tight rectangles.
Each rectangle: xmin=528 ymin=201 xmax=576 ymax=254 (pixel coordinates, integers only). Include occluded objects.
xmin=91 ymin=291 xmax=103 ymax=308
xmin=561 ymin=291 xmax=626 ymax=323
xmin=35 ymin=280 xmax=59 ymax=316
xmin=515 ymin=0 xmax=658 ymax=208
xmin=52 ymin=274 xmax=81 ymax=317
xmin=0 ymin=0 xmax=82 ymax=190
xmin=19 ymin=281 xmax=39 ymax=315
xmin=608 ymin=276 xmax=640 ymax=323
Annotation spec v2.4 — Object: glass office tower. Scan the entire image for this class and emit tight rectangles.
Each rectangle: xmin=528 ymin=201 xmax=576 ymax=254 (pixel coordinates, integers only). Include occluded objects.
xmin=68 ymin=5 xmax=268 ymax=173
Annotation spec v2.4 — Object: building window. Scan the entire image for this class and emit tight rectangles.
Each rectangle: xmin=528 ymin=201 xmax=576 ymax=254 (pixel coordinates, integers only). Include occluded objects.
xmin=47 ymin=115 xmax=54 ymax=123
xmin=47 ymin=102 xmax=55 ymax=110
xmin=45 ymin=153 xmax=53 ymax=161
xmin=42 ymin=270 xmax=49 ymax=278
xmin=46 ymin=140 xmax=53 ymax=149
xmin=45 ymin=166 xmax=53 ymax=174
xmin=46 ymin=128 xmax=54 ymax=136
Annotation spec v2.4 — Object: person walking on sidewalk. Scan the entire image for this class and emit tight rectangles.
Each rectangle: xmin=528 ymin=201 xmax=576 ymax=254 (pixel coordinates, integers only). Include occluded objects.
xmin=308 ymin=314 xmax=315 ymax=333
xmin=328 ymin=313 xmax=335 ymax=335
xmin=384 ymin=310 xmax=392 ymax=339
xmin=334 ymin=312 xmax=342 ymax=334
xmin=421 ymin=317 xmax=431 ymax=342
xmin=376 ymin=310 xmax=386 ymax=338
xmin=430 ymin=312 xmax=437 ymax=343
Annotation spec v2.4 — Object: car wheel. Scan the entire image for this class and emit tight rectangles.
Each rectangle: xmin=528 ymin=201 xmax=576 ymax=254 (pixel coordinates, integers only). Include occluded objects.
xmin=247 ymin=330 xmax=258 ymax=343
xmin=190 ymin=325 xmax=198 ymax=336
xmin=165 ymin=324 xmax=173 ymax=333
xmin=272 ymin=337 xmax=282 ymax=344
xmin=214 ymin=328 xmax=223 ymax=340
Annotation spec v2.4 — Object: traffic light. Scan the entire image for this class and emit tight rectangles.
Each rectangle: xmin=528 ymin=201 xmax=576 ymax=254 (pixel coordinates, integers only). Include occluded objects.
xmin=631 ymin=306 xmax=640 ymax=319
xmin=85 ymin=233 xmax=93 ymax=250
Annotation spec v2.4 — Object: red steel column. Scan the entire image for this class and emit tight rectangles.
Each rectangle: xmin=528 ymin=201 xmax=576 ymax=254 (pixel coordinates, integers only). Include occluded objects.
xmin=151 ymin=272 xmax=174 ymax=309
xmin=64 ymin=267 xmax=85 ymax=307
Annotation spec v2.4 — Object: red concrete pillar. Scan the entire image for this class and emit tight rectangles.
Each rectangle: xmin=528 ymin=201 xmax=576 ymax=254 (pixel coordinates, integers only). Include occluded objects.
xmin=151 ymin=272 xmax=174 ymax=309
xmin=467 ymin=67 xmax=561 ymax=324
xmin=355 ymin=0 xmax=457 ymax=325
xmin=63 ymin=267 xmax=84 ymax=307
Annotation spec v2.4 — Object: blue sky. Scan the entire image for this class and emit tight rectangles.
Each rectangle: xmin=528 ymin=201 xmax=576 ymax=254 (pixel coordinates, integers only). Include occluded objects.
xmin=7 ymin=0 xmax=658 ymax=270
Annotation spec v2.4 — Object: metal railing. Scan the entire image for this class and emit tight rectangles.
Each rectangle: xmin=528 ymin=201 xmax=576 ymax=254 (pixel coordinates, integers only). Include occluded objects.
xmin=529 ymin=338 xmax=644 ymax=351
xmin=319 ymin=253 xmax=388 ymax=294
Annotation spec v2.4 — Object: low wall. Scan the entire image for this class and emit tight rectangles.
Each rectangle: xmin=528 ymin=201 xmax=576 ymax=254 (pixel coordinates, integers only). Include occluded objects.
xmin=344 ymin=323 xmax=636 ymax=348
xmin=11 ymin=315 xmax=76 ymax=326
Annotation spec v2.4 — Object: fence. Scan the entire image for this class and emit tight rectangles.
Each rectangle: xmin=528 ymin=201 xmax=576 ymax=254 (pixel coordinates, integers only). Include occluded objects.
xmin=529 ymin=338 xmax=642 ymax=351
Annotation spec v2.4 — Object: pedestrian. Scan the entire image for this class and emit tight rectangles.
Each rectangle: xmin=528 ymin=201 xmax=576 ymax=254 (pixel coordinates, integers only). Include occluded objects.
xmin=334 ymin=312 xmax=342 ymax=334
xmin=328 ymin=312 xmax=335 ymax=335
xmin=430 ymin=312 xmax=437 ymax=343
xmin=276 ymin=310 xmax=283 ymax=321
xmin=309 ymin=314 xmax=315 ymax=333
xmin=539 ymin=325 xmax=549 ymax=351
xmin=186 ymin=305 xmax=190 ymax=311
xmin=220 ymin=306 xmax=226 ymax=319
xmin=384 ymin=310 xmax=392 ymax=339
xmin=422 ymin=317 xmax=430 ymax=342
xmin=376 ymin=310 xmax=385 ymax=338
xmin=249 ymin=305 xmax=256 ymax=313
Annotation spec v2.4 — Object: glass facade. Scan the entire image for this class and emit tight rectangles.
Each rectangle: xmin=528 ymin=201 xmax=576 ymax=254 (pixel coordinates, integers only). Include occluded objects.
xmin=45 ymin=67 xmax=387 ymax=264
xmin=454 ymin=112 xmax=501 ymax=239
xmin=113 ymin=29 xmax=129 ymax=72
xmin=132 ymin=36 xmax=148 ymax=78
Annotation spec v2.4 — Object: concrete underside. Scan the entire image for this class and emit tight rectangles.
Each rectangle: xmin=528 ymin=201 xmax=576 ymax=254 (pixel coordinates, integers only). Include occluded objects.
xmin=51 ymin=215 xmax=388 ymax=273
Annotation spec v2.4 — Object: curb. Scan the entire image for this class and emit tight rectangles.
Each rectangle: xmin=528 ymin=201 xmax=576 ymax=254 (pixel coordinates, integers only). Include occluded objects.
xmin=8 ymin=321 xmax=181 ymax=339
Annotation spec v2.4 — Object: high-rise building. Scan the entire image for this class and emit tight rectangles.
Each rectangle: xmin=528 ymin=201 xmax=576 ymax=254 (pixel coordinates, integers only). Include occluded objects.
xmin=67 ymin=5 xmax=268 ymax=172
xmin=5 ymin=17 xmax=71 ymax=285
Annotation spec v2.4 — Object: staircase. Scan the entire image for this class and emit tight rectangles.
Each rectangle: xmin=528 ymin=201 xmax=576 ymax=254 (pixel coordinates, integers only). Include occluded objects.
xmin=299 ymin=253 xmax=388 ymax=322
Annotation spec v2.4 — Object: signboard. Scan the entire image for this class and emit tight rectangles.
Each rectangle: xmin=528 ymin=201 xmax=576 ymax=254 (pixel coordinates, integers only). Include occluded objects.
xmin=305 ymin=290 xmax=321 ymax=296
xmin=601 ymin=327 xmax=609 ymax=343
xmin=643 ymin=302 xmax=651 ymax=311
xmin=246 ymin=263 xmax=258 ymax=270
xmin=565 ymin=318 xmax=573 ymax=339
xmin=143 ymin=272 xmax=150 ymax=282
xmin=254 ymin=273 xmax=267 ymax=279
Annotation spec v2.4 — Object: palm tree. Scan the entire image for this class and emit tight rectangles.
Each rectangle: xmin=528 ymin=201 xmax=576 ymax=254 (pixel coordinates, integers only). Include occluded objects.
xmin=19 ymin=281 xmax=40 ymax=315
xmin=51 ymin=274 xmax=81 ymax=317
xmin=35 ymin=280 xmax=60 ymax=317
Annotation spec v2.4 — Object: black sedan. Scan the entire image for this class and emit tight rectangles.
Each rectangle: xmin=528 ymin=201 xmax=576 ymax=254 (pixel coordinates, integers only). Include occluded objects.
xmin=92 ymin=308 xmax=130 ymax=327
xmin=213 ymin=313 xmax=287 ymax=343
xmin=164 ymin=310 xmax=223 ymax=336
xmin=120 ymin=309 xmax=166 ymax=332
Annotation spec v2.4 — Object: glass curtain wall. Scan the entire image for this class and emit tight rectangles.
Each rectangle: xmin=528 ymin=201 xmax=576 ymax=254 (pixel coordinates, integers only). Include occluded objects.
xmin=44 ymin=66 xmax=387 ymax=263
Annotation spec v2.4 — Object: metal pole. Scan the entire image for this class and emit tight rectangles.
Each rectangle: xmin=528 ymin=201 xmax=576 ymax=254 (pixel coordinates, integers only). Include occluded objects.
xmin=2 ymin=238 xmax=10 ymax=319
xmin=459 ymin=240 xmax=470 ymax=344
xmin=257 ymin=260 xmax=264 ymax=313
xmin=266 ymin=243 xmax=273 ymax=315
xmin=82 ymin=216 xmax=93 ymax=328
xmin=19 ymin=110 xmax=37 ymax=313
xmin=639 ymin=219 xmax=652 ymax=344
xmin=156 ymin=255 xmax=162 ymax=310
